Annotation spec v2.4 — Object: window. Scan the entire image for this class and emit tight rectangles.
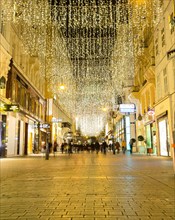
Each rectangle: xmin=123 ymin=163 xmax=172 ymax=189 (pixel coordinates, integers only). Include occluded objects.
xmin=0 ymin=12 xmax=5 ymax=36
xmin=156 ymin=73 xmax=161 ymax=100
xmin=155 ymin=38 xmax=159 ymax=56
xmin=169 ymin=12 xmax=175 ymax=34
xmin=163 ymin=68 xmax=168 ymax=95
xmin=161 ymin=28 xmax=165 ymax=47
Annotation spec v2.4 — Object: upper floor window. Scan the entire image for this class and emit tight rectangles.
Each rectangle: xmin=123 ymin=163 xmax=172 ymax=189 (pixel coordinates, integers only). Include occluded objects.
xmin=155 ymin=38 xmax=159 ymax=56
xmin=0 ymin=11 xmax=5 ymax=37
xmin=161 ymin=28 xmax=165 ymax=47
xmin=156 ymin=73 xmax=161 ymax=100
xmin=163 ymin=67 xmax=168 ymax=95
xmin=169 ymin=12 xmax=175 ymax=34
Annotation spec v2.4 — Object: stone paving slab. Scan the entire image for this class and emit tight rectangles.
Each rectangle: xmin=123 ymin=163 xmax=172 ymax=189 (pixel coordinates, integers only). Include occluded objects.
xmin=0 ymin=152 xmax=175 ymax=219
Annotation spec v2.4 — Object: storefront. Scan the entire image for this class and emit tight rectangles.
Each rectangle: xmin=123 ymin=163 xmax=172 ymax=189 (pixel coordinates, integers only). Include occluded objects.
xmin=4 ymin=60 xmax=46 ymax=156
xmin=155 ymin=96 xmax=172 ymax=157
xmin=115 ymin=115 xmax=134 ymax=150
xmin=157 ymin=114 xmax=170 ymax=156
xmin=144 ymin=111 xmax=157 ymax=154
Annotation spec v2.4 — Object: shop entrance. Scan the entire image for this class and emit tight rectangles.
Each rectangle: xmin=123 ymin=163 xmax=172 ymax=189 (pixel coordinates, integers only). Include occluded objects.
xmin=158 ymin=117 xmax=170 ymax=156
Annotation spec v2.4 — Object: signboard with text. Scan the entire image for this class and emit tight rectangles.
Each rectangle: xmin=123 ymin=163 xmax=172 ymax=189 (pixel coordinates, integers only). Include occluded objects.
xmin=119 ymin=104 xmax=135 ymax=113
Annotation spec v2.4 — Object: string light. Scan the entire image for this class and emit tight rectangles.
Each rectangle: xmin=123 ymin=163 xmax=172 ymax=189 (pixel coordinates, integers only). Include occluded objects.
xmin=0 ymin=0 xmax=162 ymax=135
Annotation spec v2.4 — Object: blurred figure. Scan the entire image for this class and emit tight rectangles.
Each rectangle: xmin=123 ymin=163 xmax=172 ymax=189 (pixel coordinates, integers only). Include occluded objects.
xmin=48 ymin=142 xmax=52 ymax=153
xmin=129 ymin=138 xmax=135 ymax=154
xmin=102 ymin=140 xmax=108 ymax=154
xmin=68 ymin=141 xmax=73 ymax=154
xmin=53 ymin=140 xmax=58 ymax=156
xmin=61 ymin=142 xmax=65 ymax=154
xmin=95 ymin=141 xmax=100 ymax=154
xmin=112 ymin=143 xmax=116 ymax=154
xmin=115 ymin=141 xmax=120 ymax=154
xmin=121 ymin=139 xmax=126 ymax=154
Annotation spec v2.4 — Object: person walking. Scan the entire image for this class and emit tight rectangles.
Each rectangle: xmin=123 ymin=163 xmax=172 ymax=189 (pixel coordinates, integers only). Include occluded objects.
xmin=115 ymin=141 xmax=120 ymax=154
xmin=102 ymin=140 xmax=108 ymax=154
xmin=53 ymin=140 xmax=58 ymax=156
xmin=61 ymin=142 xmax=65 ymax=154
xmin=112 ymin=143 xmax=116 ymax=154
xmin=121 ymin=139 xmax=126 ymax=154
xmin=129 ymin=139 xmax=134 ymax=154
xmin=95 ymin=141 xmax=100 ymax=154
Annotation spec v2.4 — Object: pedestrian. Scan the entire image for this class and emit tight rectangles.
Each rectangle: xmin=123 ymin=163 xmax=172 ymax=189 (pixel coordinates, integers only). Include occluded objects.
xmin=129 ymin=139 xmax=134 ymax=154
xmin=61 ymin=142 xmax=65 ymax=154
xmin=102 ymin=140 xmax=108 ymax=154
xmin=53 ymin=140 xmax=58 ymax=156
xmin=115 ymin=141 xmax=120 ymax=154
xmin=112 ymin=143 xmax=116 ymax=154
xmin=121 ymin=139 xmax=126 ymax=154
xmin=68 ymin=141 xmax=73 ymax=154
xmin=95 ymin=141 xmax=100 ymax=154
xmin=48 ymin=142 xmax=52 ymax=153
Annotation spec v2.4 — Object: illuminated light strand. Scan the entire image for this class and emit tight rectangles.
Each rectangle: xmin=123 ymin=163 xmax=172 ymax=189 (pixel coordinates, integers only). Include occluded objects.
xmin=0 ymin=0 xmax=162 ymax=135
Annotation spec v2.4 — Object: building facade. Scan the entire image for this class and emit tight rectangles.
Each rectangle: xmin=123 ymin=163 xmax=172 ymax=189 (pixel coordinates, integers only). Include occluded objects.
xmin=154 ymin=0 xmax=175 ymax=157
xmin=0 ymin=19 xmax=74 ymax=156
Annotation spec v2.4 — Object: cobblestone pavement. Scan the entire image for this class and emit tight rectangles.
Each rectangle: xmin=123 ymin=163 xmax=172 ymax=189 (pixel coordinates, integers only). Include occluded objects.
xmin=0 ymin=152 xmax=175 ymax=220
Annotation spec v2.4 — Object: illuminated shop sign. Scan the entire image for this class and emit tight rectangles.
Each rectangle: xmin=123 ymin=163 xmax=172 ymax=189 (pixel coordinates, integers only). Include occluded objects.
xmin=119 ymin=104 xmax=135 ymax=113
